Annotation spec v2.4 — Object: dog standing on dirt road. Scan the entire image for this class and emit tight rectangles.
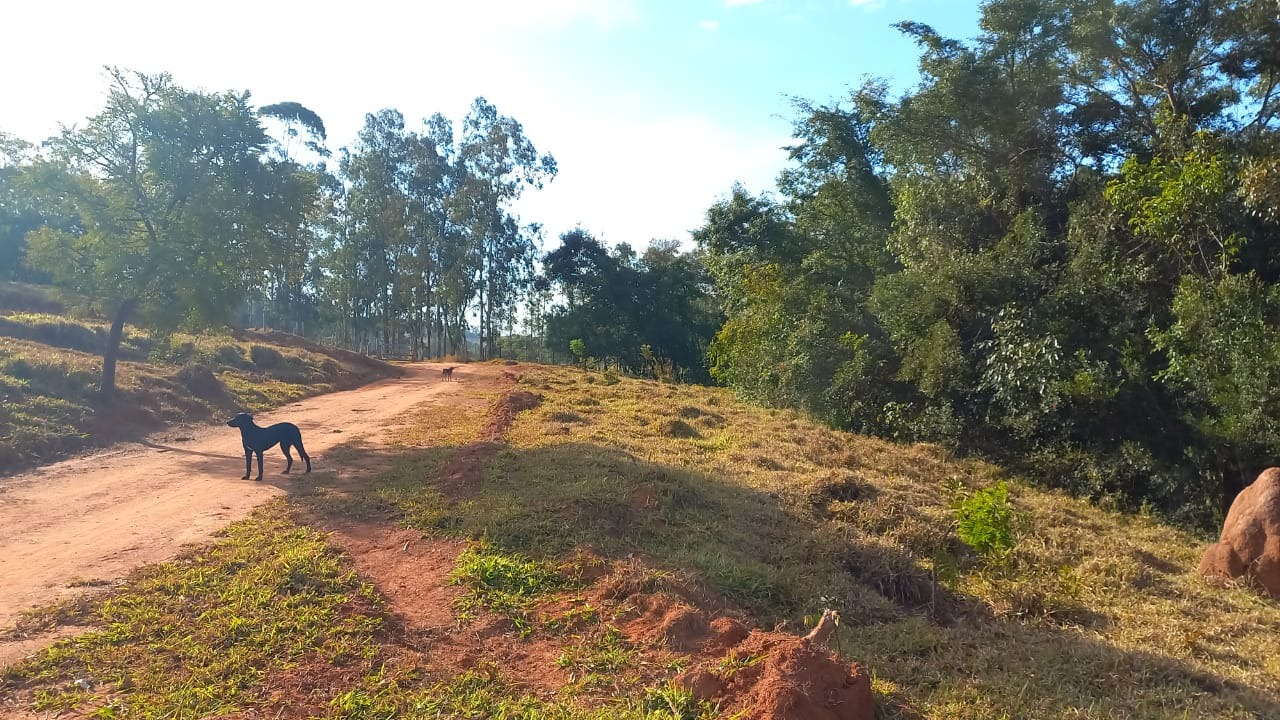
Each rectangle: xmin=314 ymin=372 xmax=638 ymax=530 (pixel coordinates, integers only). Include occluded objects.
xmin=226 ymin=412 xmax=311 ymax=481
xmin=442 ymin=366 xmax=456 ymax=381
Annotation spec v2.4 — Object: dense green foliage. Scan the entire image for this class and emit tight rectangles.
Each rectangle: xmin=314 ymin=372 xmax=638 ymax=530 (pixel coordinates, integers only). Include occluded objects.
xmin=538 ymin=229 xmax=721 ymax=380
xmin=697 ymin=0 xmax=1280 ymax=527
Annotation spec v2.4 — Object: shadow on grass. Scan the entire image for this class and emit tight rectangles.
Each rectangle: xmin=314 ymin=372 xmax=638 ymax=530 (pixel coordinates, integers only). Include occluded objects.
xmin=288 ymin=438 xmax=1280 ymax=719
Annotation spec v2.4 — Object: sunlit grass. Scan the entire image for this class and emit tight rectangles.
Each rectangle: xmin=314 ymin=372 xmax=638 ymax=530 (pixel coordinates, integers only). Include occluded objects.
xmin=1 ymin=503 xmax=385 ymax=718
xmin=9 ymin=359 xmax=1280 ymax=719
xmin=343 ymin=364 xmax=1280 ymax=719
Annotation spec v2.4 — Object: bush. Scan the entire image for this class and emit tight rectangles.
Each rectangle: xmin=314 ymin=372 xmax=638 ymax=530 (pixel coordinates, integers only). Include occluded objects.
xmin=215 ymin=343 xmax=248 ymax=367
xmin=249 ymin=344 xmax=285 ymax=369
xmin=175 ymin=364 xmax=224 ymax=399
xmin=954 ymin=482 xmax=1018 ymax=558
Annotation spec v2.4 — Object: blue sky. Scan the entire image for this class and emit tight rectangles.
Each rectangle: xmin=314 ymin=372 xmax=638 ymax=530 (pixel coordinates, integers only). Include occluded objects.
xmin=2 ymin=0 xmax=981 ymax=249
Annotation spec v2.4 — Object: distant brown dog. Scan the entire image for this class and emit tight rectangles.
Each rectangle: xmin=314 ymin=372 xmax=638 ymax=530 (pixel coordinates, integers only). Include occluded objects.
xmin=442 ymin=366 xmax=455 ymax=381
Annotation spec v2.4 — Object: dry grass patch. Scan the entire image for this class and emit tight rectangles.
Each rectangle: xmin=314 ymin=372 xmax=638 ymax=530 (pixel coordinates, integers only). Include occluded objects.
xmin=491 ymin=365 xmax=1280 ymax=719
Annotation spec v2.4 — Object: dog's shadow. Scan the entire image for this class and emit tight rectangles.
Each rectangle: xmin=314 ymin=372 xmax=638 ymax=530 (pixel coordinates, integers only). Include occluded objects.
xmin=140 ymin=440 xmax=241 ymax=461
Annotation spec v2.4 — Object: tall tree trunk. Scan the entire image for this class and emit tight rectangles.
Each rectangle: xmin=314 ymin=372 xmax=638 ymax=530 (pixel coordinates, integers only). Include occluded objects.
xmin=101 ymin=298 xmax=136 ymax=401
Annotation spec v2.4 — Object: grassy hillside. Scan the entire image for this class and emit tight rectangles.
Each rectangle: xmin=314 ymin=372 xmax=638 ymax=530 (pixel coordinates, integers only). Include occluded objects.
xmin=0 ymin=282 xmax=399 ymax=472
xmin=3 ymin=363 xmax=1278 ymax=719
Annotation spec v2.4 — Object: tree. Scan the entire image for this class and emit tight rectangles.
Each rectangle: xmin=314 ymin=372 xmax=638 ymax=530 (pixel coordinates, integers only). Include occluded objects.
xmin=542 ymin=230 xmax=720 ymax=381
xmin=24 ymin=68 xmax=301 ymax=398
xmin=697 ymin=0 xmax=1280 ymax=526
xmin=456 ymin=98 xmax=556 ymax=359
xmin=0 ymin=132 xmax=43 ymax=282
xmin=338 ymin=109 xmax=413 ymax=354
xmin=259 ymin=101 xmax=330 ymax=159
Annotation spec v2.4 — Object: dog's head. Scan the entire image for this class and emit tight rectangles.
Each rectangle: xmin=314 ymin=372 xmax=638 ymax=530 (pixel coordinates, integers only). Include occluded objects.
xmin=227 ymin=412 xmax=253 ymax=429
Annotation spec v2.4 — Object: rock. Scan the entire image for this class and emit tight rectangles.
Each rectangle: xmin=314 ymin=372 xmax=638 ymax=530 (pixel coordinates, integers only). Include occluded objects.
xmin=1198 ymin=467 xmax=1280 ymax=597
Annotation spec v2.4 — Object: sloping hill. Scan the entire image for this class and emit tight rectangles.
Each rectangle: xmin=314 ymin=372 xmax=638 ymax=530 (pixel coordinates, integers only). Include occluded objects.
xmin=0 ymin=282 xmax=399 ymax=472
xmin=3 ymin=363 xmax=1278 ymax=719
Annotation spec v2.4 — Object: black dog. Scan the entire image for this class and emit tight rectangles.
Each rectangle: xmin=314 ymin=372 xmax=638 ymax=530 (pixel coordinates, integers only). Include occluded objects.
xmin=226 ymin=412 xmax=311 ymax=481
xmin=442 ymin=366 xmax=455 ymax=381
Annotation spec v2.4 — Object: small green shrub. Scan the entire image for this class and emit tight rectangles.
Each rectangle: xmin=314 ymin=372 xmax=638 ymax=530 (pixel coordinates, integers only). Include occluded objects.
xmin=249 ymin=344 xmax=285 ymax=369
xmin=954 ymin=481 xmax=1018 ymax=557
xmin=214 ymin=343 xmax=247 ymax=367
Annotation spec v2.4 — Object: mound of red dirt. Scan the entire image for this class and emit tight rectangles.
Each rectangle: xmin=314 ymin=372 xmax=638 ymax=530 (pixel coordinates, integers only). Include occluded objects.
xmin=234 ymin=329 xmax=398 ymax=376
xmin=675 ymin=628 xmax=874 ymax=720
xmin=438 ymin=390 xmax=542 ymax=495
xmin=482 ymin=390 xmax=542 ymax=442
xmin=1199 ymin=467 xmax=1280 ymax=597
xmin=611 ymin=584 xmax=873 ymax=720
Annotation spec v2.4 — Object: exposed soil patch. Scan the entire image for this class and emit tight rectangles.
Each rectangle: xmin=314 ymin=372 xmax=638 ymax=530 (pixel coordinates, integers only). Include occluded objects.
xmin=675 ymin=628 xmax=875 ymax=720
xmin=482 ymin=390 xmax=542 ymax=442
xmin=324 ymin=521 xmax=464 ymax=631
xmin=314 ymin=523 xmax=574 ymax=700
xmin=437 ymin=388 xmax=541 ymax=496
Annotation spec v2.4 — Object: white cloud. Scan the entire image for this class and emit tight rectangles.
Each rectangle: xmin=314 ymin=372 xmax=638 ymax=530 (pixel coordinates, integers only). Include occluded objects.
xmin=699 ymin=19 xmax=721 ymax=31
xmin=850 ymin=0 xmax=887 ymax=10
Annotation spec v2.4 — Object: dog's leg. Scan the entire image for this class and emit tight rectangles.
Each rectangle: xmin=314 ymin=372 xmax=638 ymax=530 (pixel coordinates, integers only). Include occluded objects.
xmin=297 ymin=441 xmax=311 ymax=473
xmin=255 ymin=451 xmax=265 ymax=481
xmin=282 ymin=444 xmax=293 ymax=474
xmin=243 ymin=449 xmax=252 ymax=480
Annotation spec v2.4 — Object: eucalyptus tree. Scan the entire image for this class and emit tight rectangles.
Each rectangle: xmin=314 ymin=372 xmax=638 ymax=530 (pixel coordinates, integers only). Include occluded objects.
xmin=401 ymin=114 xmax=458 ymax=358
xmin=254 ymin=101 xmax=330 ymax=334
xmin=339 ymin=109 xmax=414 ymax=353
xmin=455 ymin=97 xmax=556 ymax=358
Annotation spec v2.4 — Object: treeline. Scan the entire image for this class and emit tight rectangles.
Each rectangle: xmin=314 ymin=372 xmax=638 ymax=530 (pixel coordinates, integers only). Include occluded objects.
xmin=695 ymin=0 xmax=1280 ymax=527
xmin=0 ymin=69 xmax=557 ymax=396
xmin=0 ymin=68 xmax=712 ymax=395
xmin=535 ymin=230 xmax=721 ymax=381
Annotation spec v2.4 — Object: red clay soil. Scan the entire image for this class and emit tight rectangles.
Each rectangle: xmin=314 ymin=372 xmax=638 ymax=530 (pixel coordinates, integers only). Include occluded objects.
xmin=481 ymin=390 xmax=542 ymax=442
xmin=0 ymin=362 xmax=505 ymax=668
xmin=316 ymin=521 xmax=573 ymax=700
xmin=437 ymin=389 xmax=542 ymax=495
xmin=675 ymin=630 xmax=875 ymax=720
xmin=605 ymin=582 xmax=874 ymax=720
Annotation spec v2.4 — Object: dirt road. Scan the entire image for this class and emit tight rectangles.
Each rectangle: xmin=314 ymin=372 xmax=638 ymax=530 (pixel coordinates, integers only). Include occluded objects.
xmin=0 ymin=362 xmax=490 ymax=665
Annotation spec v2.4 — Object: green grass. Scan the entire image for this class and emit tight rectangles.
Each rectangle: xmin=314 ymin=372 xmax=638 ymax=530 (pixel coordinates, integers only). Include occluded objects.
xmin=1 ymin=503 xmax=385 ymax=718
xmin=557 ymin=625 xmax=639 ymax=693
xmin=449 ymin=541 xmax=574 ymax=632
xmin=329 ymin=669 xmax=722 ymax=720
